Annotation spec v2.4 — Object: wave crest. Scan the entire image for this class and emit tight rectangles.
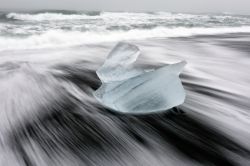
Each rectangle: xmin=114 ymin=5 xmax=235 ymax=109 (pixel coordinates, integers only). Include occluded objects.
xmin=6 ymin=12 xmax=95 ymax=21
xmin=1 ymin=26 xmax=250 ymax=51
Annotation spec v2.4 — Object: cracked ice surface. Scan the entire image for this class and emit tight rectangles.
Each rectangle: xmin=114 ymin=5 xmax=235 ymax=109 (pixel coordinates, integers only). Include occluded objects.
xmin=94 ymin=42 xmax=186 ymax=114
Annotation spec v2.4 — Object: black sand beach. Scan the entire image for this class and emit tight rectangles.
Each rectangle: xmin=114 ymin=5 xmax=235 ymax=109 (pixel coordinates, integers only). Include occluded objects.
xmin=1 ymin=32 xmax=250 ymax=165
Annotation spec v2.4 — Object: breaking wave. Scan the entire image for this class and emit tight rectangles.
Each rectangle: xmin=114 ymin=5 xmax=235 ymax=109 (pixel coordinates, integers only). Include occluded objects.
xmin=1 ymin=26 xmax=250 ymax=51
xmin=1 ymin=10 xmax=101 ymax=21
xmin=1 ymin=11 xmax=250 ymax=51
xmin=6 ymin=12 xmax=98 ymax=21
xmin=3 ymin=11 xmax=250 ymax=22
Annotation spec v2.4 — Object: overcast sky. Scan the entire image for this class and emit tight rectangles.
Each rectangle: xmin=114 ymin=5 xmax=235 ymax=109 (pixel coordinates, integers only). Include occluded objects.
xmin=1 ymin=0 xmax=250 ymax=14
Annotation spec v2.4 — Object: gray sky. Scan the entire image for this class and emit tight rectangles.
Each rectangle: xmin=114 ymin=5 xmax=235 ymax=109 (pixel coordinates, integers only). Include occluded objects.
xmin=1 ymin=0 xmax=250 ymax=14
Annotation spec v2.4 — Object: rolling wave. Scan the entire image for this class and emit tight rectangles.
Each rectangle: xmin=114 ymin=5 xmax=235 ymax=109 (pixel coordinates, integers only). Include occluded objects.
xmin=1 ymin=10 xmax=101 ymax=20
xmin=1 ymin=11 xmax=250 ymax=50
xmin=1 ymin=27 xmax=250 ymax=51
xmin=2 ymin=11 xmax=249 ymax=22
xmin=2 ymin=11 xmax=178 ymax=21
xmin=6 ymin=12 xmax=99 ymax=21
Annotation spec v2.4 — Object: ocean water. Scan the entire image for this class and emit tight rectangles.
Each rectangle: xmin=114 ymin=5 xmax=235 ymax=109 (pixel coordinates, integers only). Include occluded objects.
xmin=0 ymin=10 xmax=250 ymax=166
xmin=1 ymin=10 xmax=250 ymax=50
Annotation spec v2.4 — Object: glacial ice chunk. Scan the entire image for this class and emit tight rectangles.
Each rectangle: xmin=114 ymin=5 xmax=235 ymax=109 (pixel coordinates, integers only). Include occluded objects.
xmin=94 ymin=42 xmax=186 ymax=114
xmin=96 ymin=42 xmax=143 ymax=83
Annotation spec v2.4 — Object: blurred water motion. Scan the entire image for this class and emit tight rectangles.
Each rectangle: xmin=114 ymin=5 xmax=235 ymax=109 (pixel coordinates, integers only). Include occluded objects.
xmin=0 ymin=11 xmax=250 ymax=166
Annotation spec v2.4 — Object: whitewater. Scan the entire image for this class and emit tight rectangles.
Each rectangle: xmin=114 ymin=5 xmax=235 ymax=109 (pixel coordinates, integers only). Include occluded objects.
xmin=1 ymin=11 xmax=250 ymax=50
xmin=0 ymin=10 xmax=250 ymax=166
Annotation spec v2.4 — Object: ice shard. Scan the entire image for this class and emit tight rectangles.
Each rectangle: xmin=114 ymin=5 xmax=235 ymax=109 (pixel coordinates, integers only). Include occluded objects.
xmin=96 ymin=42 xmax=143 ymax=83
xmin=94 ymin=42 xmax=186 ymax=114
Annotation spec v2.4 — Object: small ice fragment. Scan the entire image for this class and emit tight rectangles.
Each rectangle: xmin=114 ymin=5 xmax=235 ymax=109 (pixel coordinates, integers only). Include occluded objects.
xmin=94 ymin=42 xmax=186 ymax=114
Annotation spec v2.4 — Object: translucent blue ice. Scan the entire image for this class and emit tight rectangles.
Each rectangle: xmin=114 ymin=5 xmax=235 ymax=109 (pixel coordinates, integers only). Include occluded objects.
xmin=94 ymin=42 xmax=186 ymax=114
xmin=96 ymin=42 xmax=143 ymax=83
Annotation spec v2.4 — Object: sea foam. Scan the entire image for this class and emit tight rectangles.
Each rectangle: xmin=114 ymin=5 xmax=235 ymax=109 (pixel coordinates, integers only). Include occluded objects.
xmin=1 ymin=27 xmax=250 ymax=51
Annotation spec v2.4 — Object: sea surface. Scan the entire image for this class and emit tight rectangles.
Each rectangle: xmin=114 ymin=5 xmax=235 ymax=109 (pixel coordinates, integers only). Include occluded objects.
xmin=0 ymin=10 xmax=250 ymax=166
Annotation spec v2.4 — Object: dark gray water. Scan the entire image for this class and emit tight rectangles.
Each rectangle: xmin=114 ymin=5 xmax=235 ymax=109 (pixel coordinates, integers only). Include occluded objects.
xmin=0 ymin=11 xmax=250 ymax=166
